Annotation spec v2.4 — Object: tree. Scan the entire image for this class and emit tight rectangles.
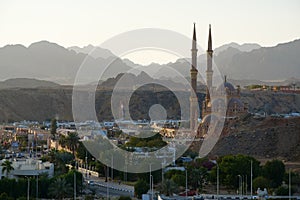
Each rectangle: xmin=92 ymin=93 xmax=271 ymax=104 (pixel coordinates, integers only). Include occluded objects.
xmin=253 ymin=176 xmax=270 ymax=190
xmin=76 ymin=142 xmax=93 ymax=161
xmin=94 ymin=161 xmax=105 ymax=177
xmin=283 ymin=171 xmax=300 ymax=186
xmin=171 ymin=174 xmax=186 ymax=187
xmin=188 ymin=167 xmax=207 ymax=191
xmin=42 ymin=149 xmax=73 ymax=175
xmin=1 ymin=160 xmax=14 ymax=178
xmin=65 ymin=132 xmax=79 ymax=157
xmin=275 ymin=186 xmax=289 ymax=195
xmin=262 ymin=159 xmax=285 ymax=188
xmin=60 ymin=170 xmax=83 ymax=195
xmin=160 ymin=179 xmax=178 ymax=196
xmin=48 ymin=178 xmax=72 ymax=199
xmin=50 ymin=118 xmax=57 ymax=139
xmin=119 ymin=196 xmax=132 ymax=200
xmin=56 ymin=150 xmax=74 ymax=162
xmin=0 ymin=192 xmax=13 ymax=200
xmin=0 ymin=145 xmax=2 ymax=158
xmin=134 ymin=179 xmax=149 ymax=198
xmin=210 ymin=155 xmax=261 ymax=189
xmin=58 ymin=135 xmax=67 ymax=148
xmin=125 ymin=133 xmax=167 ymax=149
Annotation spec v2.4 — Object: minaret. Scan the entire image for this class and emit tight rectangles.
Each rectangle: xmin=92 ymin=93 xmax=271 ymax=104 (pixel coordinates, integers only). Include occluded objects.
xmin=191 ymin=23 xmax=198 ymax=93
xmin=206 ymin=24 xmax=213 ymax=93
xmin=203 ymin=24 xmax=214 ymax=119
xmin=190 ymin=23 xmax=198 ymax=131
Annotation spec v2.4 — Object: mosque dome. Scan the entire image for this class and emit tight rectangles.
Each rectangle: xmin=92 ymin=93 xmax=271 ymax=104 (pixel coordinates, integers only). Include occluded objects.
xmin=224 ymin=82 xmax=235 ymax=91
xmin=216 ymin=76 xmax=236 ymax=93
xmin=217 ymin=81 xmax=235 ymax=92
xmin=228 ymin=98 xmax=244 ymax=108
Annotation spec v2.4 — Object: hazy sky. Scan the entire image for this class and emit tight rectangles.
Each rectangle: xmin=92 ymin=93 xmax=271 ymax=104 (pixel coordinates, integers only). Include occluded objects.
xmin=1 ymin=0 xmax=300 ymax=64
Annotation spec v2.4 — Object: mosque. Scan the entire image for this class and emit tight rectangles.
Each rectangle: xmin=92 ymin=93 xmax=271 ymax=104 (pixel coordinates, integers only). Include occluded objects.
xmin=189 ymin=24 xmax=248 ymax=136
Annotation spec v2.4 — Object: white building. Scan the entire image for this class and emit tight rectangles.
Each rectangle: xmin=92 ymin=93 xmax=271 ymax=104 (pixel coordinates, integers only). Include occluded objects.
xmin=0 ymin=159 xmax=54 ymax=179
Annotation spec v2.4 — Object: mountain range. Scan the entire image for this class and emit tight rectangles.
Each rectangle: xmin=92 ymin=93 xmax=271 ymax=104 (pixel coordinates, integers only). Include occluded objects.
xmin=0 ymin=78 xmax=59 ymax=89
xmin=0 ymin=39 xmax=299 ymax=85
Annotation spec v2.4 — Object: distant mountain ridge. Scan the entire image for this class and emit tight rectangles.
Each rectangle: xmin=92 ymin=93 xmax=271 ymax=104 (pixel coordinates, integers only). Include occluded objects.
xmin=213 ymin=42 xmax=261 ymax=55
xmin=0 ymin=41 xmax=131 ymax=85
xmin=68 ymin=44 xmax=116 ymax=59
xmin=215 ymin=39 xmax=300 ymax=80
xmin=0 ymin=78 xmax=59 ymax=89
xmin=0 ymin=39 xmax=299 ymax=84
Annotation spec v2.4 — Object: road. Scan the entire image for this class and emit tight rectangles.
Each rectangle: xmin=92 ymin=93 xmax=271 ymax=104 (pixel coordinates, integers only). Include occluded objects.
xmin=90 ymin=183 xmax=134 ymax=197
xmin=83 ymin=171 xmax=134 ymax=197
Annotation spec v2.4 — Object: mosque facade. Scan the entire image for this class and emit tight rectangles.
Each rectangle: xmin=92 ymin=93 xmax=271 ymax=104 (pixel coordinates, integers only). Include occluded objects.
xmin=189 ymin=24 xmax=248 ymax=136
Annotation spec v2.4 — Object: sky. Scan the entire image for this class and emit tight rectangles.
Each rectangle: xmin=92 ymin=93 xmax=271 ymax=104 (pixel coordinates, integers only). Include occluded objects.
xmin=0 ymin=0 xmax=300 ymax=64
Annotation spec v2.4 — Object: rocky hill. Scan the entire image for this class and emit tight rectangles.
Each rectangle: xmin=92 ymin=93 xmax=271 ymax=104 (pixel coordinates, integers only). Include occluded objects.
xmin=0 ymin=87 xmax=183 ymax=122
xmin=0 ymin=88 xmax=73 ymax=122
xmin=0 ymin=83 xmax=299 ymax=162
xmin=0 ymin=84 xmax=299 ymax=122
xmin=210 ymin=116 xmax=300 ymax=162
xmin=241 ymin=90 xmax=300 ymax=114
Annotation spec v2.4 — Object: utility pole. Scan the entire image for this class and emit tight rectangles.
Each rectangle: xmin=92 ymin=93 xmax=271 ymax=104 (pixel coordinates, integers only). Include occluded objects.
xmin=185 ymin=169 xmax=188 ymax=198
xmin=161 ymin=162 xmax=164 ymax=183
xmin=27 ymin=177 xmax=30 ymax=200
xmin=289 ymin=169 xmax=291 ymax=200
xmin=241 ymin=175 xmax=243 ymax=197
xmin=74 ymin=161 xmax=76 ymax=200
xmin=238 ymin=175 xmax=241 ymax=197
xmin=149 ymin=164 xmax=152 ymax=196
xmin=36 ymin=174 xmax=38 ymax=200
xmin=85 ymin=151 xmax=88 ymax=178
xmin=217 ymin=163 xmax=219 ymax=198
xmin=150 ymin=175 xmax=154 ymax=200
xmin=251 ymin=160 xmax=253 ymax=199
xmin=245 ymin=175 xmax=247 ymax=196
xmin=106 ymin=166 xmax=109 ymax=199
xmin=111 ymin=155 xmax=113 ymax=180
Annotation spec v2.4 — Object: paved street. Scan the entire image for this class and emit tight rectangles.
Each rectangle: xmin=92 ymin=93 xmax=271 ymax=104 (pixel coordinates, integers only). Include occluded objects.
xmin=79 ymin=167 xmax=134 ymax=197
xmin=89 ymin=184 xmax=134 ymax=197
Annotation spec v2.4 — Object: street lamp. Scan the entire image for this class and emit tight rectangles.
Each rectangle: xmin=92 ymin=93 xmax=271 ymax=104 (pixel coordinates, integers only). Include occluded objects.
xmin=85 ymin=151 xmax=88 ymax=178
xmin=241 ymin=175 xmax=243 ymax=197
xmin=185 ymin=169 xmax=188 ymax=198
xmin=149 ymin=163 xmax=152 ymax=196
xmin=36 ymin=174 xmax=39 ymax=200
xmin=74 ymin=161 xmax=76 ymax=200
xmin=238 ymin=175 xmax=242 ymax=197
xmin=289 ymin=169 xmax=291 ymax=200
xmin=25 ymin=176 xmax=30 ymax=200
xmin=111 ymin=155 xmax=114 ymax=180
xmin=251 ymin=160 xmax=253 ymax=199
xmin=150 ymin=175 xmax=154 ymax=200
xmin=211 ymin=159 xmax=220 ymax=198
xmin=217 ymin=163 xmax=219 ymax=198
xmin=161 ymin=162 xmax=164 ymax=183
xmin=245 ymin=175 xmax=247 ymax=196
xmin=106 ymin=166 xmax=109 ymax=199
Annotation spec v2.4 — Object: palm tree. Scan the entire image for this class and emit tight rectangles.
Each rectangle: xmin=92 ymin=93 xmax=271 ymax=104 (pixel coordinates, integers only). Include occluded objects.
xmin=58 ymin=135 xmax=67 ymax=148
xmin=1 ymin=160 xmax=14 ymax=178
xmin=160 ymin=179 xmax=178 ymax=196
xmin=48 ymin=178 xmax=72 ymax=199
xmin=50 ymin=118 xmax=57 ymax=139
xmin=65 ymin=132 xmax=79 ymax=157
